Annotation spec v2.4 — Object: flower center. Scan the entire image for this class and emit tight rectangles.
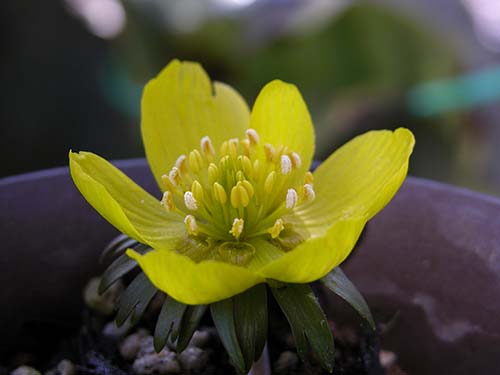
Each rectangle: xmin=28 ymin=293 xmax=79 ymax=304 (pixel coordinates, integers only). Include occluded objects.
xmin=160 ymin=129 xmax=315 ymax=262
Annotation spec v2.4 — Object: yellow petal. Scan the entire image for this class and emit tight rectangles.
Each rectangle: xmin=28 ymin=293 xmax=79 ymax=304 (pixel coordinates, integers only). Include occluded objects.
xmin=249 ymin=80 xmax=315 ymax=172
xmin=294 ymin=128 xmax=415 ymax=237
xmin=127 ymin=249 xmax=264 ymax=305
xmin=141 ymin=60 xmax=250 ymax=187
xmin=257 ymin=217 xmax=366 ymax=282
xmin=69 ymin=151 xmax=184 ymax=248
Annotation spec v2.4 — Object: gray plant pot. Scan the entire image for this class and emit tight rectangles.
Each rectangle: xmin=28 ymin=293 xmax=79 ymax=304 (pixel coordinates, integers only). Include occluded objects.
xmin=1 ymin=160 xmax=499 ymax=373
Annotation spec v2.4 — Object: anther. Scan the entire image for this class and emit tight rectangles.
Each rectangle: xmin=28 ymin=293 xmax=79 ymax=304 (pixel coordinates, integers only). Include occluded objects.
xmin=264 ymin=143 xmax=275 ymax=161
xmin=240 ymin=180 xmax=255 ymax=199
xmin=229 ymin=218 xmax=244 ymax=240
xmin=304 ymin=171 xmax=314 ymax=185
xmin=160 ymin=191 xmax=174 ymax=211
xmin=240 ymin=139 xmax=251 ymax=156
xmin=175 ymin=154 xmax=187 ymax=173
xmin=191 ymin=180 xmax=204 ymax=202
xmin=228 ymin=138 xmax=239 ymax=159
xmin=239 ymin=156 xmax=253 ymax=177
xmin=231 ymin=183 xmax=250 ymax=208
xmin=184 ymin=215 xmax=199 ymax=236
xmin=168 ymin=167 xmax=181 ymax=186
xmin=285 ymin=188 xmax=298 ymax=209
xmin=246 ymin=128 xmax=260 ymax=145
xmin=213 ymin=182 xmax=227 ymax=204
xmin=208 ymin=163 xmax=219 ymax=185
xmin=280 ymin=155 xmax=292 ymax=175
xmin=236 ymin=170 xmax=245 ymax=182
xmin=303 ymin=184 xmax=316 ymax=202
xmin=200 ymin=136 xmax=215 ymax=157
xmin=189 ymin=150 xmax=203 ymax=173
xmin=290 ymin=152 xmax=302 ymax=169
xmin=184 ymin=191 xmax=198 ymax=211
xmin=264 ymin=171 xmax=276 ymax=194
xmin=269 ymin=218 xmax=285 ymax=239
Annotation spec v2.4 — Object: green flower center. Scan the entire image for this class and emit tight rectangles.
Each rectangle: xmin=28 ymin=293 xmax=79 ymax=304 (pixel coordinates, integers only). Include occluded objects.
xmin=160 ymin=129 xmax=315 ymax=264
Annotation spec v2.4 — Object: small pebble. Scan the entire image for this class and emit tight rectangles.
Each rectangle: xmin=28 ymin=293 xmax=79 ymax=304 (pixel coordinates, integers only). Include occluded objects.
xmin=10 ymin=366 xmax=41 ymax=375
xmin=273 ymin=351 xmax=299 ymax=373
xmin=83 ymin=277 xmax=123 ymax=315
xmin=188 ymin=330 xmax=211 ymax=348
xmin=102 ymin=320 xmax=132 ymax=338
xmin=57 ymin=360 xmax=75 ymax=375
xmin=178 ymin=347 xmax=209 ymax=372
xmin=119 ymin=330 xmax=150 ymax=361
xmin=379 ymin=349 xmax=397 ymax=368
xmin=132 ymin=350 xmax=181 ymax=374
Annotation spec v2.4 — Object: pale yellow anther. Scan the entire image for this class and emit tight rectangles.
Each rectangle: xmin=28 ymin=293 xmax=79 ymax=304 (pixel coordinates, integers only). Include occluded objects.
xmin=264 ymin=171 xmax=276 ymax=194
xmin=236 ymin=170 xmax=245 ymax=182
xmin=303 ymin=183 xmax=316 ymax=202
xmin=228 ymin=138 xmax=239 ymax=159
xmin=168 ymin=167 xmax=181 ymax=187
xmin=280 ymin=155 xmax=292 ymax=175
xmin=189 ymin=150 xmax=203 ymax=173
xmin=184 ymin=215 xmax=199 ymax=236
xmin=239 ymin=155 xmax=253 ymax=177
xmin=219 ymin=141 xmax=229 ymax=156
xmin=245 ymin=128 xmax=260 ymax=145
xmin=268 ymin=218 xmax=285 ymax=239
xmin=191 ymin=180 xmax=204 ymax=202
xmin=240 ymin=139 xmax=251 ymax=156
xmin=161 ymin=174 xmax=172 ymax=190
xmin=184 ymin=191 xmax=198 ymax=211
xmin=290 ymin=152 xmax=302 ymax=169
xmin=304 ymin=171 xmax=314 ymax=185
xmin=175 ymin=154 xmax=187 ymax=173
xmin=213 ymin=182 xmax=227 ymax=204
xmin=264 ymin=143 xmax=275 ymax=161
xmin=231 ymin=183 xmax=250 ymax=208
xmin=240 ymin=180 xmax=255 ymax=199
xmin=160 ymin=191 xmax=175 ymax=211
xmin=253 ymin=159 xmax=261 ymax=177
xmin=229 ymin=218 xmax=244 ymax=240
xmin=200 ymin=136 xmax=215 ymax=157
xmin=208 ymin=163 xmax=219 ymax=185
xmin=285 ymin=188 xmax=298 ymax=209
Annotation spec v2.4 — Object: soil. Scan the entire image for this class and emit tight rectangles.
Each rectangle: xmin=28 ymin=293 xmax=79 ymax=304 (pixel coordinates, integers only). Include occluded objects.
xmin=1 ymin=280 xmax=409 ymax=375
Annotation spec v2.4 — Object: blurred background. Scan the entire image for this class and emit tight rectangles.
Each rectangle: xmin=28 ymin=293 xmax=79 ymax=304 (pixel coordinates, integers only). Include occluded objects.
xmin=1 ymin=0 xmax=500 ymax=195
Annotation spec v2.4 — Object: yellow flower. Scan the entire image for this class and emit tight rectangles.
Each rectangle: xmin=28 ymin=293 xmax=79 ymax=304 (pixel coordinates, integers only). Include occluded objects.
xmin=70 ymin=60 xmax=414 ymax=305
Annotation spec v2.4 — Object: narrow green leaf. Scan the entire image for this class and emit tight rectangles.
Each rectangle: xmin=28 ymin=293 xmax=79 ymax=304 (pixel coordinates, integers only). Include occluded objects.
xmin=271 ymin=284 xmax=335 ymax=372
xmin=115 ymin=272 xmax=157 ymax=326
xmin=99 ymin=253 xmax=138 ymax=294
xmin=233 ymin=284 xmax=268 ymax=366
xmin=154 ymin=296 xmax=187 ymax=352
xmin=176 ymin=305 xmax=207 ymax=352
xmin=211 ymin=299 xmax=245 ymax=373
xmin=100 ymin=235 xmax=138 ymax=263
xmin=321 ymin=267 xmax=375 ymax=330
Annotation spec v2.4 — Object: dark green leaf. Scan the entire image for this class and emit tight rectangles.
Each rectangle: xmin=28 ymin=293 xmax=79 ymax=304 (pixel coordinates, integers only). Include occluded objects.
xmin=321 ymin=267 xmax=375 ymax=330
xmin=272 ymin=284 xmax=335 ymax=372
xmin=234 ymin=284 xmax=268 ymax=366
xmin=99 ymin=253 xmax=138 ymax=294
xmin=115 ymin=272 xmax=157 ymax=326
xmin=211 ymin=299 xmax=245 ymax=373
xmin=100 ymin=235 xmax=138 ymax=263
xmin=176 ymin=305 xmax=207 ymax=352
xmin=154 ymin=295 xmax=187 ymax=352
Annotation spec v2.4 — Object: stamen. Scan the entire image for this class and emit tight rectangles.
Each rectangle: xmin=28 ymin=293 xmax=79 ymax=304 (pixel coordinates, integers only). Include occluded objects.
xmin=229 ymin=218 xmax=244 ymax=240
xmin=239 ymin=155 xmax=253 ymax=177
xmin=269 ymin=218 xmax=284 ymax=239
xmin=189 ymin=150 xmax=203 ymax=173
xmin=168 ymin=167 xmax=181 ymax=187
xmin=264 ymin=171 xmax=276 ymax=194
xmin=184 ymin=191 xmax=198 ymax=211
xmin=264 ymin=143 xmax=275 ymax=161
xmin=191 ymin=180 xmax=204 ymax=202
xmin=184 ymin=215 xmax=199 ymax=236
xmin=290 ymin=152 xmax=302 ymax=169
xmin=280 ymin=155 xmax=292 ymax=175
xmin=160 ymin=191 xmax=174 ymax=211
xmin=303 ymin=184 xmax=316 ymax=202
xmin=231 ymin=183 xmax=250 ymax=208
xmin=175 ymin=154 xmax=187 ymax=173
xmin=208 ymin=163 xmax=219 ymax=185
xmin=285 ymin=188 xmax=298 ymax=209
xmin=241 ymin=180 xmax=255 ymax=199
xmin=246 ymin=128 xmax=260 ymax=145
xmin=213 ymin=182 xmax=227 ymax=204
xmin=228 ymin=138 xmax=239 ymax=159
xmin=240 ymin=139 xmax=251 ymax=156
xmin=200 ymin=136 xmax=215 ymax=157
xmin=304 ymin=171 xmax=314 ymax=185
